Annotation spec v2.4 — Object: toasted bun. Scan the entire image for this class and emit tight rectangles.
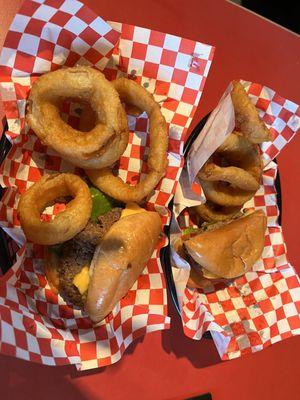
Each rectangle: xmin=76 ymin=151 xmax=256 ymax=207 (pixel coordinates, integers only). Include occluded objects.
xmin=184 ymin=210 xmax=267 ymax=279
xmin=86 ymin=211 xmax=162 ymax=323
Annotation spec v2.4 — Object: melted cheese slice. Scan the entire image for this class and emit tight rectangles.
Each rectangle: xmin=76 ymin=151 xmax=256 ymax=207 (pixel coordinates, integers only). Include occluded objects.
xmin=202 ymin=268 xmax=221 ymax=280
xmin=73 ymin=266 xmax=90 ymax=295
xmin=121 ymin=202 xmax=146 ymax=219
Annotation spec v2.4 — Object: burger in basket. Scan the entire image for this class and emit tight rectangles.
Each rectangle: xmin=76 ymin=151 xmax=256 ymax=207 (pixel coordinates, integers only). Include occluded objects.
xmin=18 ymin=65 xmax=169 ymax=323
xmin=175 ymin=81 xmax=271 ymax=289
xmin=18 ymin=173 xmax=162 ymax=324
xmin=176 ymin=210 xmax=267 ymax=289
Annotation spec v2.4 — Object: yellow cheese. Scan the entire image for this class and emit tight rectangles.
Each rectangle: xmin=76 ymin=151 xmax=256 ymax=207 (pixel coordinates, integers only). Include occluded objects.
xmin=121 ymin=202 xmax=146 ymax=219
xmin=202 ymin=268 xmax=221 ymax=280
xmin=73 ymin=266 xmax=90 ymax=295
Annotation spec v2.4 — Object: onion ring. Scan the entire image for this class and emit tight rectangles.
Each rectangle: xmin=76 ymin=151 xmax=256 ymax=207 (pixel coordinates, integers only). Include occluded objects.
xmin=86 ymin=78 xmax=168 ymax=203
xmin=192 ymin=201 xmax=242 ymax=222
xmin=125 ymin=104 xmax=143 ymax=116
xmin=199 ymin=181 xmax=256 ymax=206
xmin=17 ymin=173 xmax=92 ymax=245
xmin=67 ymin=103 xmax=129 ymax=170
xmin=231 ymin=81 xmax=271 ymax=143
xmin=27 ymin=67 xmax=129 ymax=169
xmin=198 ymin=132 xmax=262 ymax=207
xmin=199 ymin=164 xmax=259 ymax=191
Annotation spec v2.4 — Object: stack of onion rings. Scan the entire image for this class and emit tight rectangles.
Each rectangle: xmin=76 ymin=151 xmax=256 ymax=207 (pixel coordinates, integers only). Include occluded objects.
xmin=17 ymin=173 xmax=92 ymax=245
xmin=27 ymin=67 xmax=129 ymax=169
xmin=193 ymin=81 xmax=271 ymax=223
xmin=86 ymin=77 xmax=168 ymax=203
xmin=27 ymin=67 xmax=169 ymax=203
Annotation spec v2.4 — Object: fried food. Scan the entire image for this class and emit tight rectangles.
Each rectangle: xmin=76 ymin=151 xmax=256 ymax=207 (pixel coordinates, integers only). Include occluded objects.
xmin=184 ymin=210 xmax=267 ymax=281
xmin=199 ymin=164 xmax=259 ymax=191
xmin=200 ymin=180 xmax=256 ymax=206
xmin=125 ymin=104 xmax=143 ymax=116
xmin=86 ymin=77 xmax=168 ymax=203
xmin=78 ymin=102 xmax=97 ymax=132
xmin=192 ymin=201 xmax=241 ymax=223
xmin=45 ymin=204 xmax=162 ymax=323
xmin=46 ymin=208 xmax=123 ymax=308
xmin=27 ymin=66 xmax=129 ymax=169
xmin=198 ymin=131 xmax=262 ymax=207
xmin=86 ymin=210 xmax=162 ymax=322
xmin=194 ymin=82 xmax=269 ymax=218
xmin=231 ymin=81 xmax=272 ymax=143
xmin=67 ymin=103 xmax=129 ymax=169
xmin=17 ymin=173 xmax=92 ymax=245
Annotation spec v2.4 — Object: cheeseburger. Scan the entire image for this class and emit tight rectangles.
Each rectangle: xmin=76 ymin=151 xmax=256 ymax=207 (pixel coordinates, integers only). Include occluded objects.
xmin=45 ymin=202 xmax=161 ymax=323
xmin=175 ymin=210 xmax=267 ymax=289
xmin=18 ymin=173 xmax=162 ymax=324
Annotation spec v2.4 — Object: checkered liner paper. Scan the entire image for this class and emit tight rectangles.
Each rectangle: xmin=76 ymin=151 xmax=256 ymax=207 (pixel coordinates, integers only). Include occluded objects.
xmin=0 ymin=0 xmax=215 ymax=369
xmin=171 ymin=80 xmax=300 ymax=360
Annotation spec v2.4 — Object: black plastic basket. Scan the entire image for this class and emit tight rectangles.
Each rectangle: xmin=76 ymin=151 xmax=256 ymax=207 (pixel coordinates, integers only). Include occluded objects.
xmin=0 ymin=120 xmax=15 ymax=274
xmin=161 ymin=115 xmax=282 ymax=317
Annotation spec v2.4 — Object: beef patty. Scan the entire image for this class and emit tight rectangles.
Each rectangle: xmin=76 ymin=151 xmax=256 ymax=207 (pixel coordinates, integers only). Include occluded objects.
xmin=57 ymin=208 xmax=122 ymax=308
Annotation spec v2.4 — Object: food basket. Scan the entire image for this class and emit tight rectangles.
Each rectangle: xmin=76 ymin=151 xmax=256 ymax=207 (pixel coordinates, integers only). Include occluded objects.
xmin=164 ymin=81 xmax=300 ymax=360
xmin=162 ymin=114 xmax=283 ymax=316
xmin=0 ymin=0 xmax=215 ymax=369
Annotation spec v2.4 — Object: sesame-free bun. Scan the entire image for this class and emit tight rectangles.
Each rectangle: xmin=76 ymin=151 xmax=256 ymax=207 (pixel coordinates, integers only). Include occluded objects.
xmin=184 ymin=210 xmax=267 ymax=280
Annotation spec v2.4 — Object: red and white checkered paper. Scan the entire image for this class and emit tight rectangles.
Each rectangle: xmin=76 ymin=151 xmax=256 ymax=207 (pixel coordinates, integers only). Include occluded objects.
xmin=171 ymin=80 xmax=300 ymax=359
xmin=0 ymin=0 xmax=215 ymax=369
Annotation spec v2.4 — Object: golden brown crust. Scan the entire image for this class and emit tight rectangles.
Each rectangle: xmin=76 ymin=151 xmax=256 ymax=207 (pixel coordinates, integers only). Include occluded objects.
xmin=86 ymin=210 xmax=162 ymax=323
xmin=198 ymin=132 xmax=262 ymax=207
xmin=86 ymin=78 xmax=168 ymax=203
xmin=27 ymin=66 xmax=129 ymax=169
xmin=184 ymin=210 xmax=267 ymax=279
xmin=192 ymin=202 xmax=241 ymax=223
xmin=17 ymin=173 xmax=92 ymax=245
xmin=231 ymin=81 xmax=272 ymax=143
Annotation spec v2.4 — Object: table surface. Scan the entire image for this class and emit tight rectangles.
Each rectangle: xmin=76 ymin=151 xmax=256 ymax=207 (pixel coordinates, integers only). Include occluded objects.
xmin=0 ymin=1 xmax=300 ymax=399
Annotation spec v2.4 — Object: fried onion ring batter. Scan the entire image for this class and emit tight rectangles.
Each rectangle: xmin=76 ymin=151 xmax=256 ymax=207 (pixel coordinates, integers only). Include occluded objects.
xmin=18 ymin=173 xmax=92 ymax=245
xmin=198 ymin=132 xmax=262 ymax=207
xmin=192 ymin=201 xmax=242 ymax=222
xmin=27 ymin=67 xmax=129 ymax=169
xmin=86 ymin=78 xmax=168 ymax=203
xmin=231 ymin=81 xmax=272 ymax=143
